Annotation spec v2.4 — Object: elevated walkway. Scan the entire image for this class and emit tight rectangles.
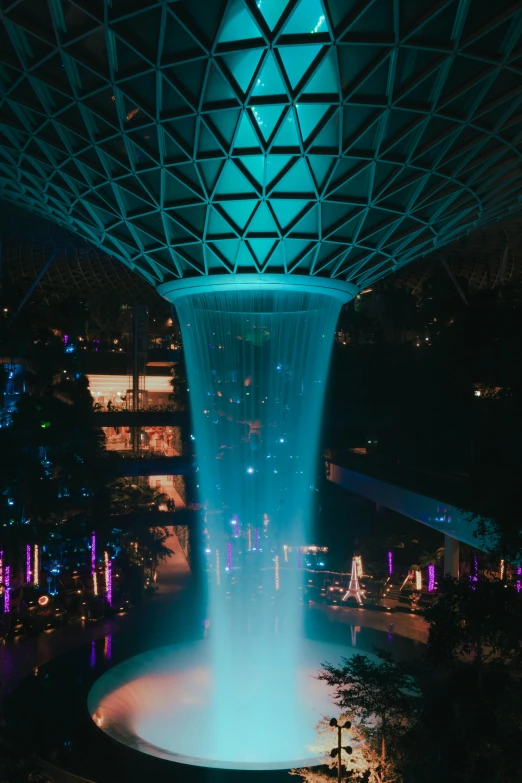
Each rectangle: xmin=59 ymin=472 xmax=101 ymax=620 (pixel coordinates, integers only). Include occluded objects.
xmin=327 ymin=455 xmax=484 ymax=548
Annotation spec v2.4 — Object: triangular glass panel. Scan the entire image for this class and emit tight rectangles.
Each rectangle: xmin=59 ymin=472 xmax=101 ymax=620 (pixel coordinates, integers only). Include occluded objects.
xmin=161 ymin=76 xmax=192 ymax=116
xmin=205 ymin=109 xmax=241 ymax=150
xmin=279 ymin=45 xmax=322 ymax=88
xmin=266 ymin=155 xmax=293 ymax=187
xmin=303 ymin=50 xmax=338 ymax=95
xmin=266 ymin=242 xmax=284 ymax=271
xmin=164 ymin=214 xmax=198 ymax=242
xmin=161 ymin=11 xmax=205 ymax=63
xmin=198 ymin=159 xmax=225 ymax=193
xmin=234 ymin=112 xmax=261 ymax=149
xmin=241 ymin=155 xmax=265 ymax=186
xmin=218 ymin=199 xmax=258 ymax=231
xmin=114 ymin=185 xmax=153 ymax=214
xmin=174 ymin=205 xmax=207 ymax=236
xmin=235 ymin=241 xmax=255 ymax=269
xmin=271 ymin=198 xmax=310 ymax=229
xmin=204 ymin=63 xmax=238 ymax=104
xmin=211 ymin=239 xmax=240 ymax=267
xmin=321 ymin=201 xmax=359 ymax=233
xmin=296 ymin=103 xmax=330 ymax=141
xmin=167 ymin=60 xmax=207 ymax=105
xmin=284 ymin=238 xmax=311 ymax=264
xmin=246 ymin=202 xmax=278 ymax=234
xmin=257 ymin=0 xmax=291 ymax=30
xmin=308 ymin=155 xmax=335 ymax=189
xmin=207 ymin=207 xmax=236 ymax=235
xmin=206 ymin=245 xmax=232 ymax=271
xmin=215 ymin=160 xmax=255 ymax=194
xmin=252 ymin=53 xmax=287 ymax=97
xmin=334 ymin=166 xmax=371 ymax=200
xmin=250 ymin=104 xmax=286 ymax=142
xmin=287 ymin=245 xmax=314 ymax=273
xmin=179 ymin=243 xmax=206 ymax=273
xmin=248 ymin=237 xmax=276 ymax=265
xmin=219 ymin=49 xmax=264 ymax=95
xmin=272 ymin=113 xmax=300 ymax=148
xmin=169 ymin=116 xmax=197 ymax=153
xmin=288 ymin=204 xmax=318 ymax=235
xmin=284 ymin=0 xmax=327 ymax=35
xmin=164 ymin=171 xmax=199 ymax=204
xmin=197 ymin=125 xmax=224 ymax=157
xmin=273 ymin=158 xmax=315 ymax=193
xmin=218 ymin=0 xmax=262 ymax=43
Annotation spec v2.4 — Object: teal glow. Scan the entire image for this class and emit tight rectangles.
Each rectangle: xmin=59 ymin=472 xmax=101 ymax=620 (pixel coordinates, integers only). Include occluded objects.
xmin=173 ymin=285 xmax=343 ymax=765
xmin=1 ymin=0 xmax=520 ymax=288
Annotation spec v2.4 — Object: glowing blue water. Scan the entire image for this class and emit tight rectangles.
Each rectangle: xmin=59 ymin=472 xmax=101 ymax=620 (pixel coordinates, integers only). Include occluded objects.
xmin=175 ymin=290 xmax=342 ymax=763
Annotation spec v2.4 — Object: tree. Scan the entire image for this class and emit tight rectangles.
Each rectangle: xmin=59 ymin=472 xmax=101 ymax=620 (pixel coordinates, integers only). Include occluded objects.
xmin=317 ymin=652 xmax=420 ymax=762
xmin=423 ymin=575 xmax=522 ymax=676
xmin=109 ymin=478 xmax=168 ymax=515
xmin=290 ymin=714 xmax=400 ymax=783
xmin=399 ymin=574 xmax=522 ymax=783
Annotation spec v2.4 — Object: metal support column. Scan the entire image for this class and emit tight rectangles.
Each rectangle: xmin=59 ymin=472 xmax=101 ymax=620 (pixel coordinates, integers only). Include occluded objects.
xmin=444 ymin=534 xmax=460 ymax=578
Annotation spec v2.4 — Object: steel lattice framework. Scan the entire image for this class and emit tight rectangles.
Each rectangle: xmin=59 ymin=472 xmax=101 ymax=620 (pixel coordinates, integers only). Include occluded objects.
xmin=0 ymin=0 xmax=522 ymax=291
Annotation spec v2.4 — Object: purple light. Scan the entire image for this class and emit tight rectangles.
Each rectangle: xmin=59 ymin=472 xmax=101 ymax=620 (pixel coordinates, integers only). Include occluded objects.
xmin=26 ymin=544 xmax=31 ymax=584
xmin=298 ymin=547 xmax=301 ymax=569
xmin=227 ymin=542 xmax=232 ymax=571
xmin=517 ymin=566 xmax=521 ymax=593
xmin=4 ymin=565 xmax=10 ymax=613
xmin=388 ymin=551 xmax=393 ymax=576
xmin=254 ymin=528 xmax=259 ymax=551
xmin=63 ymin=334 xmax=69 ymax=346
xmin=106 ymin=560 xmax=112 ymax=606
xmin=91 ymin=532 xmax=96 ymax=572
xmin=428 ymin=564 xmax=435 ymax=592
xmin=471 ymin=554 xmax=479 ymax=590
xmin=90 ymin=640 xmax=96 ymax=669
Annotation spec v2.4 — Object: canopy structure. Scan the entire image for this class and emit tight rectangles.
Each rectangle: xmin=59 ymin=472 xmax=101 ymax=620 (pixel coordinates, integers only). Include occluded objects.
xmin=0 ymin=0 xmax=521 ymax=292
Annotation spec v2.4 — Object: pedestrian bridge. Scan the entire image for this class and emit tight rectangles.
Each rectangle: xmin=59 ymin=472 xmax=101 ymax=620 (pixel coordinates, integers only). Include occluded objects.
xmin=326 ymin=457 xmax=490 ymax=576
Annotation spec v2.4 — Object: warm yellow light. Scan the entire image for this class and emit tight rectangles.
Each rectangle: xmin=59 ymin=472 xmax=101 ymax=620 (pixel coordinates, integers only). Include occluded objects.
xmin=355 ymin=555 xmax=363 ymax=577
xmin=415 ymin=570 xmax=422 ymax=590
xmin=93 ymin=570 xmax=98 ymax=597
xmin=247 ymin=525 xmax=252 ymax=550
xmin=500 ymin=559 xmax=505 ymax=580
xmin=283 ymin=545 xmax=288 ymax=562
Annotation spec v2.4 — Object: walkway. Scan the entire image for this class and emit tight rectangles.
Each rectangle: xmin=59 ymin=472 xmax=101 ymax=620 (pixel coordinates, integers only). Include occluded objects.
xmin=327 ymin=459 xmax=484 ymax=548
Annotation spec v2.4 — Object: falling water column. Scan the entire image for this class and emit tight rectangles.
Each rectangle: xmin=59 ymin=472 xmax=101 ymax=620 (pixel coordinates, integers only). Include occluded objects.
xmin=160 ymin=276 xmax=355 ymax=764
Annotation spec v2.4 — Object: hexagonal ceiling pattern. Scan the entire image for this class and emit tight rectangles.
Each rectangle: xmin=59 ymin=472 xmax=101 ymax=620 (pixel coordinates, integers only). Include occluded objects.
xmin=0 ymin=0 xmax=522 ymax=290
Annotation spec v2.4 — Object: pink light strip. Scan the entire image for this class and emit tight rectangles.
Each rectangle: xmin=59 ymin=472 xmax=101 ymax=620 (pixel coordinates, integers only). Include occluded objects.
xmin=4 ymin=565 xmax=10 ymax=613
xmin=26 ymin=544 xmax=31 ymax=584
xmin=227 ymin=542 xmax=232 ymax=571
xmin=388 ymin=551 xmax=393 ymax=576
xmin=428 ymin=564 xmax=435 ymax=592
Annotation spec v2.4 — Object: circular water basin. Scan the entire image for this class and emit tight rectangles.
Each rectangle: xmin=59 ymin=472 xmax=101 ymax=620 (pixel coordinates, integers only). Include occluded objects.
xmin=88 ymin=638 xmax=367 ymax=771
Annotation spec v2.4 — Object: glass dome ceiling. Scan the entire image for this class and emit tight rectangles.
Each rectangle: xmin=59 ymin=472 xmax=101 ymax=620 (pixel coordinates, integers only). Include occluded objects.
xmin=0 ymin=0 xmax=521 ymax=290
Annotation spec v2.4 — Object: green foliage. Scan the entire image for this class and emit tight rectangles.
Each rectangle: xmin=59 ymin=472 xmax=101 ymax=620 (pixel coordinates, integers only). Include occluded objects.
xmin=317 ymin=651 xmax=421 ymax=761
xmin=423 ymin=575 xmax=522 ymax=669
